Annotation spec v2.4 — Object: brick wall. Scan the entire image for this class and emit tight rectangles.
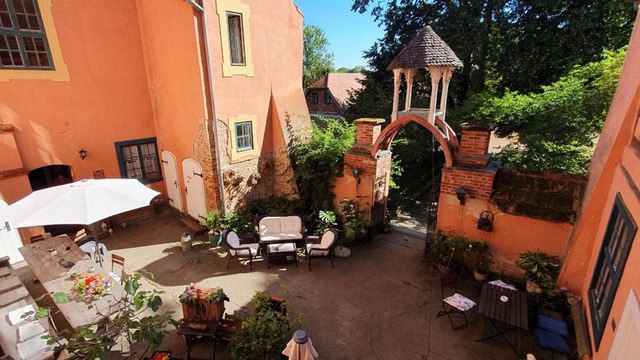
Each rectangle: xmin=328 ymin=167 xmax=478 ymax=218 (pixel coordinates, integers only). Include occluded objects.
xmin=305 ymin=89 xmax=342 ymax=115
xmin=192 ymin=121 xmax=220 ymax=212
xmin=440 ymin=167 xmax=496 ymax=200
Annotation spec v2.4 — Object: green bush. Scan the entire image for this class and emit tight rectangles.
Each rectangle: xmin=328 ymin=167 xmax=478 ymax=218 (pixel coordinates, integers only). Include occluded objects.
xmin=229 ymin=291 xmax=300 ymax=360
xmin=287 ymin=116 xmax=355 ymax=227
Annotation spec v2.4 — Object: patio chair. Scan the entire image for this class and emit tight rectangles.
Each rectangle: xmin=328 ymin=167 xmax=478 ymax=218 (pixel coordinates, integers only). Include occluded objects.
xmin=437 ymin=273 xmax=475 ymax=330
xmin=109 ymin=254 xmax=125 ymax=283
xmin=224 ymin=230 xmax=260 ymax=271
xmin=304 ymin=229 xmax=337 ymax=271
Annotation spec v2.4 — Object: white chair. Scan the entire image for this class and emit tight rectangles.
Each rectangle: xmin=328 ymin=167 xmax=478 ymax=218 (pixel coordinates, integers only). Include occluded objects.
xmin=304 ymin=229 xmax=337 ymax=271
xmin=224 ymin=230 xmax=260 ymax=271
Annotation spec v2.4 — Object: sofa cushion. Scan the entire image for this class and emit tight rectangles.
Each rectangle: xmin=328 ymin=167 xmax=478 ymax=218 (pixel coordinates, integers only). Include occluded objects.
xmin=230 ymin=243 xmax=259 ymax=257
xmin=261 ymin=233 xmax=303 ymax=242
xmin=306 ymin=243 xmax=329 ymax=256
xmin=280 ymin=216 xmax=302 ymax=233
xmin=259 ymin=217 xmax=282 ymax=234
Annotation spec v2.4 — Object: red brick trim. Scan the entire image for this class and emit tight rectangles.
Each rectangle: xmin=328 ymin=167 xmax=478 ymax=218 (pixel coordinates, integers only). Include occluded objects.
xmin=0 ymin=167 xmax=26 ymax=179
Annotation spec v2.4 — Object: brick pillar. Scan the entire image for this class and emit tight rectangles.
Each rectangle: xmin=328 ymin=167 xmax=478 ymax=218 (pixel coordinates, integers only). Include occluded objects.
xmin=440 ymin=123 xmax=496 ymax=201
xmin=334 ymin=119 xmax=390 ymax=221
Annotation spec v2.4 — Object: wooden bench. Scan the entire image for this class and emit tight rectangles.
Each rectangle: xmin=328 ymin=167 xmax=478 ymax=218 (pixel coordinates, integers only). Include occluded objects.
xmin=569 ymin=297 xmax=592 ymax=358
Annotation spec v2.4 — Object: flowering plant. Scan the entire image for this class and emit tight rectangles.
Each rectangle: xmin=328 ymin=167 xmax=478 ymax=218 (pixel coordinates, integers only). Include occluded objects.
xmin=205 ymin=287 xmax=226 ymax=303
xmin=69 ymin=270 xmax=113 ymax=300
xmin=178 ymin=283 xmax=200 ymax=304
xmin=150 ymin=351 xmax=171 ymax=360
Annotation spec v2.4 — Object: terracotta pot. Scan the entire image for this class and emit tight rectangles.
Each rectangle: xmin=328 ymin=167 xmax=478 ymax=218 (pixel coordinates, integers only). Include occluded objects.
xmin=436 ymin=262 xmax=454 ymax=275
xmin=181 ymin=288 xmax=225 ymax=321
xmin=473 ymin=268 xmax=489 ymax=282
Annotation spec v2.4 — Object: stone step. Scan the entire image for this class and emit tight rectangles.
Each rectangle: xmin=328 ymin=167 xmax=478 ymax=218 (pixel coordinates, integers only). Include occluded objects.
xmin=0 ymin=287 xmax=29 ymax=307
xmin=0 ymin=267 xmax=11 ymax=278
xmin=0 ymin=275 xmax=22 ymax=294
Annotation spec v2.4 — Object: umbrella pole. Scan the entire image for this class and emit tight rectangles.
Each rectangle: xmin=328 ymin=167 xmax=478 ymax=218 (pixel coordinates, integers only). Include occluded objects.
xmin=91 ymin=222 xmax=103 ymax=267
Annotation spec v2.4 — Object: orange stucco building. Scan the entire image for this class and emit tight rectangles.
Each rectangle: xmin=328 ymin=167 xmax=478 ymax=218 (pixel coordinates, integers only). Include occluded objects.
xmin=0 ymin=0 xmax=308 ymax=225
xmin=555 ymin=10 xmax=640 ymax=359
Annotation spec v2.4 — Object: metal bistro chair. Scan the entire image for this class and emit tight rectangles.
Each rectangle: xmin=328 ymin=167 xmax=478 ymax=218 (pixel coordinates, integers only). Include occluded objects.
xmin=109 ymin=254 xmax=126 ymax=283
xmin=304 ymin=229 xmax=337 ymax=271
xmin=224 ymin=230 xmax=260 ymax=271
xmin=437 ymin=272 xmax=476 ymax=330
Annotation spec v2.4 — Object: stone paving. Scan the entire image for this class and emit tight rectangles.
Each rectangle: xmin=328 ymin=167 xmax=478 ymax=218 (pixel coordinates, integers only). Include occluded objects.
xmin=18 ymin=209 xmax=539 ymax=359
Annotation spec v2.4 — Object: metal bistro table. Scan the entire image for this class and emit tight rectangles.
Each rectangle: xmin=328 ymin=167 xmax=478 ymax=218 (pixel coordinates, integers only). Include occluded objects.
xmin=476 ymin=282 xmax=529 ymax=357
xmin=19 ymin=236 xmax=124 ymax=328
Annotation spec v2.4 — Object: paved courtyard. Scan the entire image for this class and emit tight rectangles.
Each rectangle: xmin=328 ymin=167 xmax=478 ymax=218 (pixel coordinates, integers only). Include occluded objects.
xmin=18 ymin=209 xmax=538 ymax=359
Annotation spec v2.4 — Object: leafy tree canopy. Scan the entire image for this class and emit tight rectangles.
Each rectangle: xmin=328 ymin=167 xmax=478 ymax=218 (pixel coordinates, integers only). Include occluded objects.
xmin=454 ymin=47 xmax=626 ymax=174
xmin=303 ymin=25 xmax=334 ymax=88
xmin=335 ymin=65 xmax=367 ymax=73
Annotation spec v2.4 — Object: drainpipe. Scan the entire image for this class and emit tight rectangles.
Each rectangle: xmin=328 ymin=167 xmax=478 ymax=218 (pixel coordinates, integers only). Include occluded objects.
xmin=186 ymin=0 xmax=227 ymax=215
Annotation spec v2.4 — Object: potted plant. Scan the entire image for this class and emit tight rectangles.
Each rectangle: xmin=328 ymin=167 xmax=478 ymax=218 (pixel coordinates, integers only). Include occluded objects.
xmin=335 ymin=199 xmax=368 ymax=257
xmin=179 ymin=283 xmax=228 ymax=321
xmin=516 ymin=251 xmax=560 ymax=293
xmin=204 ymin=211 xmax=223 ymax=245
xmin=428 ymin=234 xmax=455 ymax=274
xmin=465 ymin=241 xmax=493 ymax=281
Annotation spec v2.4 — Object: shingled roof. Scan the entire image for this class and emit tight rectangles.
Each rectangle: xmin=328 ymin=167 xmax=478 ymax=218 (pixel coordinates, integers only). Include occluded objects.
xmin=387 ymin=26 xmax=463 ymax=70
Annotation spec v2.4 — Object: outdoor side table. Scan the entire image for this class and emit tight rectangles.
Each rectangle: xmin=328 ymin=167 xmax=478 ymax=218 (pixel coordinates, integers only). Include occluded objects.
xmin=476 ymin=282 xmax=529 ymax=357
xmin=266 ymin=242 xmax=298 ymax=268
xmin=178 ymin=319 xmax=220 ymax=360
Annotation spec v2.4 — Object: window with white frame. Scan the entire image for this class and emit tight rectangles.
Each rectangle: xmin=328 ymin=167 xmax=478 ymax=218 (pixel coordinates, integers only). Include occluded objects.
xmin=227 ymin=12 xmax=244 ymax=65
xmin=114 ymin=138 xmax=162 ymax=184
xmin=0 ymin=0 xmax=53 ymax=69
xmin=588 ymin=194 xmax=637 ymax=350
xmin=235 ymin=121 xmax=253 ymax=152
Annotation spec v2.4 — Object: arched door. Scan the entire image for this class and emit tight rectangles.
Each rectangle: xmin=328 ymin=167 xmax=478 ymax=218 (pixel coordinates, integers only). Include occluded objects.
xmin=182 ymin=158 xmax=206 ymax=223
xmin=161 ymin=151 xmax=183 ymax=212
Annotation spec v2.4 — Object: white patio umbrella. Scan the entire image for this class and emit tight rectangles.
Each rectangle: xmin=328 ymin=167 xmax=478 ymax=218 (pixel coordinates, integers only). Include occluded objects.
xmin=0 ymin=178 xmax=160 ymax=264
xmin=282 ymin=330 xmax=319 ymax=360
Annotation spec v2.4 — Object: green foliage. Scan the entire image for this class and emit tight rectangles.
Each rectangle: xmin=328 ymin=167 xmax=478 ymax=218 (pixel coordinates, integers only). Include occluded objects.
xmin=316 ymin=210 xmax=337 ymax=235
xmin=458 ymin=48 xmax=626 ymax=174
xmin=335 ymin=65 xmax=367 ymax=73
xmin=220 ymin=211 xmax=254 ymax=234
xmin=245 ymin=196 xmax=302 ymax=216
xmin=204 ymin=211 xmax=223 ymax=232
xmin=516 ymin=251 xmax=566 ymax=312
xmin=44 ymin=273 xmax=176 ymax=359
xmin=427 ymin=233 xmax=470 ymax=267
xmin=230 ymin=291 xmax=301 ymax=360
xmin=337 ymin=199 xmax=368 ymax=246
xmin=288 ymin=116 xmax=355 ymax=227
xmin=516 ymin=251 xmax=561 ymax=283
xmin=464 ymin=241 xmax=493 ymax=271
xmin=303 ymin=25 xmax=334 ymax=88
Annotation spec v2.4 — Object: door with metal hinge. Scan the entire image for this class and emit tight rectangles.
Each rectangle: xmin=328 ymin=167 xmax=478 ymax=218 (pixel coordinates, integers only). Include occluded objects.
xmin=161 ymin=151 xmax=183 ymax=212
xmin=182 ymin=158 xmax=207 ymax=223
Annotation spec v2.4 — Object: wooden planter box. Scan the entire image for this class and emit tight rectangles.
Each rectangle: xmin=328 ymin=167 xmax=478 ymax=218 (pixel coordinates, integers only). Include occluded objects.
xmin=181 ymin=287 xmax=225 ymax=321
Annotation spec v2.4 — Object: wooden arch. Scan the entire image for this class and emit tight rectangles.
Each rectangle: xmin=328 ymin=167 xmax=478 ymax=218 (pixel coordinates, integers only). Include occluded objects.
xmin=370 ymin=114 xmax=458 ymax=168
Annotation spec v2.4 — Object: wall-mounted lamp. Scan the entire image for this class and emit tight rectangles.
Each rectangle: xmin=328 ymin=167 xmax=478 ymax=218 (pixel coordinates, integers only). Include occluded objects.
xmin=455 ymin=187 xmax=468 ymax=205
xmin=0 ymin=221 xmax=10 ymax=232
xmin=351 ymin=167 xmax=361 ymax=179
xmin=79 ymin=149 xmax=87 ymax=160
xmin=477 ymin=211 xmax=494 ymax=231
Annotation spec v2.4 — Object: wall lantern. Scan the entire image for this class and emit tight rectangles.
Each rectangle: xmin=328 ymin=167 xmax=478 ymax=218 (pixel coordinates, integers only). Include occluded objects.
xmin=477 ymin=211 xmax=494 ymax=232
xmin=351 ymin=167 xmax=361 ymax=179
xmin=0 ymin=221 xmax=10 ymax=232
xmin=79 ymin=149 xmax=87 ymax=160
xmin=455 ymin=187 xmax=468 ymax=205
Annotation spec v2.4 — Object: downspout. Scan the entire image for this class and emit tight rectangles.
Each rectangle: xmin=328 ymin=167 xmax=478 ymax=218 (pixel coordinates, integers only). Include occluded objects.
xmin=186 ymin=0 xmax=227 ymax=215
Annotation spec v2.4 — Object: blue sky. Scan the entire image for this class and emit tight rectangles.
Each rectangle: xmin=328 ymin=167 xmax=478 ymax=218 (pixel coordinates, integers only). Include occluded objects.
xmin=295 ymin=0 xmax=384 ymax=69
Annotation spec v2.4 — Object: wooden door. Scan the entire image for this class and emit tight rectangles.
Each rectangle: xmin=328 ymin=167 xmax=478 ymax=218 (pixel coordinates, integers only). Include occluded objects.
xmin=609 ymin=290 xmax=640 ymax=359
xmin=0 ymin=200 xmax=25 ymax=264
xmin=182 ymin=158 xmax=206 ymax=223
xmin=161 ymin=151 xmax=183 ymax=212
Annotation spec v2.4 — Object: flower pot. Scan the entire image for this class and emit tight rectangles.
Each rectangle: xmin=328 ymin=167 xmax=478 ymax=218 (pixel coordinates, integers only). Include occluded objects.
xmin=334 ymin=245 xmax=351 ymax=258
xmin=473 ymin=268 xmax=489 ymax=282
xmin=435 ymin=262 xmax=454 ymax=275
xmin=181 ymin=299 xmax=225 ymax=321
xmin=208 ymin=232 xmax=222 ymax=245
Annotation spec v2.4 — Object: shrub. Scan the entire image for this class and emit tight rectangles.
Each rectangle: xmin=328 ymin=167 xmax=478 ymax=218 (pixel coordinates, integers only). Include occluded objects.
xmin=229 ymin=291 xmax=301 ymax=360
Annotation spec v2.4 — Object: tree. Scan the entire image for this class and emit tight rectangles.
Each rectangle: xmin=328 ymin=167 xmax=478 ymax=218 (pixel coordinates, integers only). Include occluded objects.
xmin=303 ymin=25 xmax=334 ymax=88
xmin=335 ymin=65 xmax=367 ymax=73
xmin=455 ymin=48 xmax=626 ymax=174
